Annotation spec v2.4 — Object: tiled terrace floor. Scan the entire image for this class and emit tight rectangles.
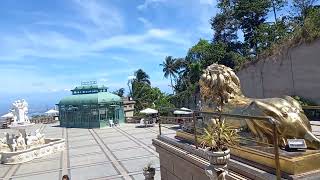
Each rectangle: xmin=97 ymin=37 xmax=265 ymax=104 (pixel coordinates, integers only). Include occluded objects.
xmin=2 ymin=122 xmax=320 ymax=180
xmin=0 ymin=123 xmax=176 ymax=180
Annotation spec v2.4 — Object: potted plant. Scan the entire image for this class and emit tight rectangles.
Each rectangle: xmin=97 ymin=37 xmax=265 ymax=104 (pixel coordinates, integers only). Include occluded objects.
xmin=143 ymin=162 xmax=156 ymax=180
xmin=200 ymin=118 xmax=238 ymax=165
xmin=199 ymin=66 xmax=239 ymax=166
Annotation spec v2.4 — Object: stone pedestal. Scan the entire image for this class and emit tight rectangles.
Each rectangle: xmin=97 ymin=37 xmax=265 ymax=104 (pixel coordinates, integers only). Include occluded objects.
xmin=153 ymin=138 xmax=210 ymax=180
xmin=152 ymin=137 xmax=244 ymax=180
xmin=154 ymin=135 xmax=320 ymax=180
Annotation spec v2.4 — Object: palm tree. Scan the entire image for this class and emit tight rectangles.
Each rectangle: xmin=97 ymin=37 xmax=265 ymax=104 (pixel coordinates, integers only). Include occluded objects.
xmin=188 ymin=62 xmax=202 ymax=84
xmin=113 ymin=88 xmax=125 ymax=97
xmin=160 ymin=56 xmax=179 ymax=93
xmin=176 ymin=62 xmax=202 ymax=108
xmin=188 ymin=62 xmax=202 ymax=109
xmin=134 ymin=69 xmax=151 ymax=85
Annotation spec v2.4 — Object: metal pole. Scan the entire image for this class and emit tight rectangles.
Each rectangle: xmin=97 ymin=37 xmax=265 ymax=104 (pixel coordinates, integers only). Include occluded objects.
xmin=158 ymin=114 xmax=162 ymax=136
xmin=193 ymin=112 xmax=198 ymax=149
xmin=272 ymin=119 xmax=281 ymax=180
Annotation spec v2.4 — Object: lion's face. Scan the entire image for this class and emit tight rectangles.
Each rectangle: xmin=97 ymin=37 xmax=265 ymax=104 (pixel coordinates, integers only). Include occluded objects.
xmin=200 ymin=64 xmax=242 ymax=105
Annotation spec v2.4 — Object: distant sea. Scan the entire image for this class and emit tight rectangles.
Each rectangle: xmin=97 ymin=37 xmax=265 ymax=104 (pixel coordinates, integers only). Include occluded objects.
xmin=0 ymin=91 xmax=69 ymax=116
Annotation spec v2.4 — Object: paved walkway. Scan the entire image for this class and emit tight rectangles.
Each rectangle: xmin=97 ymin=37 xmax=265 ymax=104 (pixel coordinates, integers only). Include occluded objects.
xmin=0 ymin=123 xmax=176 ymax=180
xmin=3 ymin=122 xmax=319 ymax=180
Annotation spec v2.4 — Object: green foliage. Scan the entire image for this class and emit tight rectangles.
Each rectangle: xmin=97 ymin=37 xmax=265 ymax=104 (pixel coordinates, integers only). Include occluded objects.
xmin=302 ymin=7 xmax=320 ymax=42
xmin=257 ymin=7 xmax=320 ymax=60
xmin=187 ymin=39 xmax=217 ymax=66
xmin=292 ymin=0 xmax=317 ymax=20
xmin=131 ymin=82 xmax=154 ymax=113
xmin=113 ymin=88 xmax=125 ymax=97
xmin=134 ymin=69 xmax=150 ymax=85
xmin=234 ymin=0 xmax=272 ymax=54
xmin=212 ymin=0 xmax=239 ymax=43
xmin=221 ymin=51 xmax=247 ymax=71
xmin=160 ymin=56 xmax=180 ymax=93
xmin=154 ymin=93 xmax=175 ymax=115
xmin=292 ymin=95 xmax=318 ymax=106
xmin=130 ymin=69 xmax=175 ymax=114
xmin=163 ymin=1 xmax=320 ymax=107
xmin=255 ymin=19 xmax=291 ymax=54
xmin=201 ymin=119 xmax=239 ymax=151
xmin=271 ymin=0 xmax=287 ymax=21
xmin=186 ymin=40 xmax=230 ymax=69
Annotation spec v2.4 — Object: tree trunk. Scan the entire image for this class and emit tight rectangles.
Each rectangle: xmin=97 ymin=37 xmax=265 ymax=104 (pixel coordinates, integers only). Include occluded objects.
xmin=272 ymin=1 xmax=277 ymax=22
xmin=170 ymin=74 xmax=175 ymax=94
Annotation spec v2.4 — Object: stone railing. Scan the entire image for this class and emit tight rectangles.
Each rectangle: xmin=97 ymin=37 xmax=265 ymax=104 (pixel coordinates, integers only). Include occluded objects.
xmin=30 ymin=117 xmax=58 ymax=124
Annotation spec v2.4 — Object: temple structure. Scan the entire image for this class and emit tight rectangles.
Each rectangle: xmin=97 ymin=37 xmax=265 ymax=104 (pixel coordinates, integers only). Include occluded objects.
xmin=58 ymin=83 xmax=125 ymax=128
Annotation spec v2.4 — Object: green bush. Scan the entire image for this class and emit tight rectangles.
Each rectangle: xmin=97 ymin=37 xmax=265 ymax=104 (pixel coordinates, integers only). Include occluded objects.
xmin=292 ymin=95 xmax=318 ymax=106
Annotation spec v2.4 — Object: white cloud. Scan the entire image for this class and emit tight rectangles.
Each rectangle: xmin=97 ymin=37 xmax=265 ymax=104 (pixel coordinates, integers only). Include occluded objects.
xmin=197 ymin=0 xmax=217 ymax=35
xmin=0 ymin=0 xmax=219 ymax=95
xmin=128 ymin=75 xmax=135 ymax=80
xmin=138 ymin=17 xmax=152 ymax=28
xmin=111 ymin=56 xmax=129 ymax=63
xmin=0 ymin=0 xmax=202 ymax=62
xmin=72 ymin=0 xmax=124 ymax=33
xmin=98 ymin=78 xmax=108 ymax=83
xmin=148 ymin=29 xmax=173 ymax=38
xmin=0 ymin=27 xmax=191 ymax=61
xmin=0 ymin=63 xmax=137 ymax=94
xmin=136 ymin=0 xmax=217 ymax=37
xmin=0 ymin=67 xmax=60 ymax=93
xmin=50 ymin=89 xmax=59 ymax=92
xmin=137 ymin=0 xmax=167 ymax=10
xmin=200 ymin=0 xmax=214 ymax=6
xmin=34 ymin=21 xmax=95 ymax=38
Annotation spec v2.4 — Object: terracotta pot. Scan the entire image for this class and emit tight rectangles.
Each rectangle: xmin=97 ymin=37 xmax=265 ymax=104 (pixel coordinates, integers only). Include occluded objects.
xmin=143 ymin=168 xmax=155 ymax=180
xmin=206 ymin=148 xmax=230 ymax=165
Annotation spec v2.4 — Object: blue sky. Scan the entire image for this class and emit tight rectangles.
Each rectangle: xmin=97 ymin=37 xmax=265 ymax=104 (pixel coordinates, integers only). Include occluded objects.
xmin=0 ymin=0 xmax=217 ymax=113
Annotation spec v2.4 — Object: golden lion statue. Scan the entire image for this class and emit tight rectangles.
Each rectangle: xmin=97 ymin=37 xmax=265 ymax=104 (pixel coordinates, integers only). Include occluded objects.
xmin=200 ymin=63 xmax=320 ymax=149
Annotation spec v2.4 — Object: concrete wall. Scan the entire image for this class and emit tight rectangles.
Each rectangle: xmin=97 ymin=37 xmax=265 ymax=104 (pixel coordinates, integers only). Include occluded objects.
xmin=153 ymin=138 xmax=212 ymax=180
xmin=237 ymin=39 xmax=320 ymax=104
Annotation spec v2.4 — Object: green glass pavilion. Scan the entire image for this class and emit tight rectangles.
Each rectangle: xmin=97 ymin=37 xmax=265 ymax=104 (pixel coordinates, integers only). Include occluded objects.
xmin=58 ymin=85 xmax=125 ymax=128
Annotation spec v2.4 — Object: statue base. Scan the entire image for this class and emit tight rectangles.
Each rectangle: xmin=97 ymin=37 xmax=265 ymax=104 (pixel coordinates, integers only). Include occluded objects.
xmin=0 ymin=138 xmax=65 ymax=164
xmin=9 ymin=122 xmax=34 ymax=128
xmin=176 ymin=130 xmax=320 ymax=176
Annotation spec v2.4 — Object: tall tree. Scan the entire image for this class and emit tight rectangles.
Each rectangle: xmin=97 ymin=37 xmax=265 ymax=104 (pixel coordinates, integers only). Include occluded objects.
xmin=131 ymin=81 xmax=152 ymax=112
xmin=212 ymin=0 xmax=238 ymax=43
xmin=187 ymin=39 xmax=214 ymax=68
xmin=293 ymin=0 xmax=317 ymax=21
xmin=234 ymin=0 xmax=272 ymax=55
xmin=271 ymin=0 xmax=287 ymax=22
xmin=113 ymin=88 xmax=125 ymax=97
xmin=188 ymin=62 xmax=202 ymax=85
xmin=134 ymin=69 xmax=150 ymax=85
xmin=211 ymin=1 xmax=249 ymax=68
xmin=160 ymin=56 xmax=179 ymax=93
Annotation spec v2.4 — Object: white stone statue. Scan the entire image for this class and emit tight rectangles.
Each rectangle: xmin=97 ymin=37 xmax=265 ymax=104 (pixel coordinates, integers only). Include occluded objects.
xmin=26 ymin=129 xmax=45 ymax=147
xmin=11 ymin=99 xmax=30 ymax=125
xmin=0 ymin=134 xmax=9 ymax=151
xmin=7 ymin=133 xmax=17 ymax=152
xmin=0 ymin=129 xmax=45 ymax=153
xmin=16 ymin=132 xmax=26 ymax=150
xmin=0 ymin=128 xmax=65 ymax=165
xmin=1 ymin=133 xmax=7 ymax=144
